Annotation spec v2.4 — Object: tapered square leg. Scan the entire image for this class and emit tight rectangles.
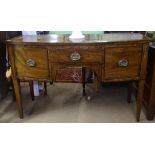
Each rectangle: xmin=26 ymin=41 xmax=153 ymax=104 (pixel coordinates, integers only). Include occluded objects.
xmin=12 ymin=78 xmax=23 ymax=119
xmin=82 ymin=67 xmax=86 ymax=96
xmin=136 ymin=80 xmax=145 ymax=122
xmin=29 ymin=81 xmax=34 ymax=101
xmin=44 ymin=82 xmax=47 ymax=95
xmin=127 ymin=82 xmax=132 ymax=104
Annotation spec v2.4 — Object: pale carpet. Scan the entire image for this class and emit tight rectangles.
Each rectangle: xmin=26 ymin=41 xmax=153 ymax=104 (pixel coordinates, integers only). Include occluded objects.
xmin=0 ymin=82 xmax=154 ymax=123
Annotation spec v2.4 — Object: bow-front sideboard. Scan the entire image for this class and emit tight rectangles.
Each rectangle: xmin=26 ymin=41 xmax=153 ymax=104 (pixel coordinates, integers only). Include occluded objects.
xmin=6 ymin=33 xmax=149 ymax=121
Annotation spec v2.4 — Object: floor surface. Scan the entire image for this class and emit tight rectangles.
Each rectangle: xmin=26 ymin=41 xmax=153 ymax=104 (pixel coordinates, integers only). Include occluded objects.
xmin=0 ymin=82 xmax=154 ymax=123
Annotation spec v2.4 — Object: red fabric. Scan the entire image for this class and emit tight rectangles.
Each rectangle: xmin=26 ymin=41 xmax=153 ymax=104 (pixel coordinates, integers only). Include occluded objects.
xmin=55 ymin=68 xmax=82 ymax=83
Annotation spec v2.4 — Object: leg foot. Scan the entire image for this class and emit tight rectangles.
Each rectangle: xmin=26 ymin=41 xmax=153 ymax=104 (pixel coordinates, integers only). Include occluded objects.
xmin=136 ymin=80 xmax=145 ymax=122
xmin=12 ymin=78 xmax=24 ymax=119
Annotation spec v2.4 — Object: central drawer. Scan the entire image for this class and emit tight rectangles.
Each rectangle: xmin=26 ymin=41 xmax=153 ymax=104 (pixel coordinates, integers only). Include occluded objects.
xmin=49 ymin=46 xmax=103 ymax=63
xmin=104 ymin=46 xmax=142 ymax=79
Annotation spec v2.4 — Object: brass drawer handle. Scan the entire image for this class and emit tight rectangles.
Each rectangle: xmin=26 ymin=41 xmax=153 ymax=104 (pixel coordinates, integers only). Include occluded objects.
xmin=118 ymin=59 xmax=128 ymax=67
xmin=26 ymin=59 xmax=36 ymax=67
xmin=70 ymin=52 xmax=81 ymax=61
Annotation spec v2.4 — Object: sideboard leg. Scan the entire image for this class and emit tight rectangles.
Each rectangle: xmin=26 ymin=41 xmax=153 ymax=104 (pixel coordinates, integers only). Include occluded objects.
xmin=12 ymin=78 xmax=23 ymax=119
xmin=29 ymin=81 xmax=34 ymax=101
xmin=136 ymin=80 xmax=145 ymax=122
xmin=82 ymin=67 xmax=86 ymax=96
xmin=127 ymin=81 xmax=132 ymax=104
xmin=44 ymin=82 xmax=47 ymax=95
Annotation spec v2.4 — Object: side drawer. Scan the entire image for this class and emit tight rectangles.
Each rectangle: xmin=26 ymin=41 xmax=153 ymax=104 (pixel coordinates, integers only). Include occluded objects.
xmin=14 ymin=46 xmax=49 ymax=79
xmin=104 ymin=46 xmax=142 ymax=79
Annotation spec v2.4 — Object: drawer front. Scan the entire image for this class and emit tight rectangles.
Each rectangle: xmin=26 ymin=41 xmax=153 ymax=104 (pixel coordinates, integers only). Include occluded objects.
xmin=105 ymin=46 xmax=142 ymax=79
xmin=49 ymin=46 xmax=103 ymax=63
xmin=14 ymin=46 xmax=49 ymax=79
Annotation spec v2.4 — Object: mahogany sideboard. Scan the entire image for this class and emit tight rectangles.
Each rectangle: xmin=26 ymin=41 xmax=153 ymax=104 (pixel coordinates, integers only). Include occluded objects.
xmin=6 ymin=33 xmax=149 ymax=121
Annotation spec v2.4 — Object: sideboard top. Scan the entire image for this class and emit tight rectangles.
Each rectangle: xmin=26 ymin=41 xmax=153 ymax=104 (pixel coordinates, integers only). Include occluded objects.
xmin=6 ymin=33 xmax=149 ymax=45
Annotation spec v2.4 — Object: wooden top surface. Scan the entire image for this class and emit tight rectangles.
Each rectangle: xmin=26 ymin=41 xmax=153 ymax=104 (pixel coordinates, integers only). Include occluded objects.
xmin=6 ymin=33 xmax=148 ymax=45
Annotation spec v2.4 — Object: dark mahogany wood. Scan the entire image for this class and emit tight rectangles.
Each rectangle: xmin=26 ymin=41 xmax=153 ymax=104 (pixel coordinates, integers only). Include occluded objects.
xmin=143 ymin=46 xmax=155 ymax=120
xmin=0 ymin=32 xmax=7 ymax=100
xmin=0 ymin=31 xmax=21 ymax=100
xmin=44 ymin=82 xmax=47 ymax=95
